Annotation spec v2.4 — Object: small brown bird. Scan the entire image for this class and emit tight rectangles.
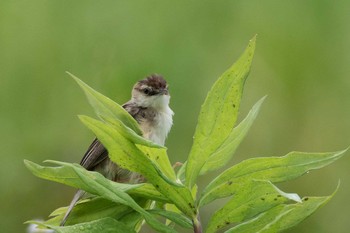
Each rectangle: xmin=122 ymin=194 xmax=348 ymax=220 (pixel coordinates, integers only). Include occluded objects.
xmin=60 ymin=74 xmax=174 ymax=225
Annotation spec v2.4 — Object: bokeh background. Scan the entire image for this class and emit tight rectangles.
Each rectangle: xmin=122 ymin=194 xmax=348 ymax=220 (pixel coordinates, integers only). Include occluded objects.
xmin=1 ymin=1 xmax=349 ymax=232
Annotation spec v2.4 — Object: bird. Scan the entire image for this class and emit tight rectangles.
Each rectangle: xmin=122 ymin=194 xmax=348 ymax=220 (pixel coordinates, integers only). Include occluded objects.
xmin=60 ymin=74 xmax=174 ymax=226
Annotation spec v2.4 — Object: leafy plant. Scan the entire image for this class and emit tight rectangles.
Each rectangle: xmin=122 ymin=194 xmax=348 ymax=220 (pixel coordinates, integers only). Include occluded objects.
xmin=25 ymin=36 xmax=346 ymax=233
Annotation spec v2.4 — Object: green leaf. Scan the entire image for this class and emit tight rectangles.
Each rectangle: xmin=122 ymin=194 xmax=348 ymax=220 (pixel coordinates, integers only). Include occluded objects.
xmin=79 ymin=115 xmax=196 ymax=218
xmin=185 ymin=36 xmax=256 ymax=188
xmin=100 ymin=115 xmax=176 ymax=182
xmin=101 ymin=114 xmax=176 ymax=181
xmin=224 ymin=194 xmax=335 ymax=233
xmin=136 ymin=144 xmax=177 ymax=182
xmin=117 ymin=211 xmax=143 ymax=231
xmin=80 ymin=115 xmax=179 ymax=186
xmin=24 ymin=160 xmax=176 ymax=233
xmin=24 ymin=160 xmax=141 ymax=193
xmin=45 ymin=198 xmax=133 ymax=226
xmin=27 ymin=218 xmax=135 ymax=233
xmin=205 ymin=180 xmax=301 ymax=233
xmin=163 ymin=185 xmax=197 ymax=226
xmin=200 ymin=96 xmax=265 ymax=175
xmin=67 ymin=72 xmax=142 ymax=135
xmin=199 ymin=149 xmax=346 ymax=206
xmin=100 ymin=115 xmax=164 ymax=149
xmin=148 ymin=209 xmax=193 ymax=229
xmin=118 ymin=199 xmax=153 ymax=231
xmin=129 ymin=183 xmax=170 ymax=202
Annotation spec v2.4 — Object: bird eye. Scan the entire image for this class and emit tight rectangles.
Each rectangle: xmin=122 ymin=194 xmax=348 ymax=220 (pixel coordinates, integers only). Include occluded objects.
xmin=143 ymin=88 xmax=150 ymax=95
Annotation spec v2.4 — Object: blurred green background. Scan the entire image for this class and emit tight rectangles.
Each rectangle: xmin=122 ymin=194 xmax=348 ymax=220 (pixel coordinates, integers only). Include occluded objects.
xmin=1 ymin=0 xmax=349 ymax=232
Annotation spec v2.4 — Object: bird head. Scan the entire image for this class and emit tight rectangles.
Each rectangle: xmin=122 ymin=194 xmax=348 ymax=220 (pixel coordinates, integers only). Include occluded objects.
xmin=132 ymin=74 xmax=170 ymax=109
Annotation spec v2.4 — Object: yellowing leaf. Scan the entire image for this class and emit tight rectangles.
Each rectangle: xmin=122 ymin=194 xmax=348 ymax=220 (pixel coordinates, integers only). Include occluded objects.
xmin=200 ymin=150 xmax=346 ymax=206
xmin=225 ymin=194 xmax=335 ymax=233
xmin=200 ymin=96 xmax=265 ymax=175
xmin=205 ymin=180 xmax=301 ymax=233
xmin=185 ymin=36 xmax=256 ymax=188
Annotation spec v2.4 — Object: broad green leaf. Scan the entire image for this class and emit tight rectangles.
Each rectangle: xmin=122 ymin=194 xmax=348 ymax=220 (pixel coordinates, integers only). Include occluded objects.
xmin=46 ymin=197 xmax=149 ymax=227
xmin=101 ymin=115 xmax=176 ymax=182
xmin=118 ymin=211 xmax=143 ymax=231
xmin=225 ymin=195 xmax=334 ymax=233
xmin=79 ymin=116 xmax=196 ymax=218
xmin=27 ymin=217 xmax=135 ymax=233
xmin=24 ymin=160 xmax=141 ymax=193
xmin=67 ymin=72 xmax=142 ymax=135
xmin=136 ymin=144 xmax=177 ymax=182
xmin=200 ymin=96 xmax=265 ymax=175
xmin=200 ymin=149 xmax=346 ymax=206
xmin=205 ymin=180 xmax=301 ymax=233
xmin=80 ymin=115 xmax=179 ymax=187
xmin=164 ymin=203 xmax=181 ymax=226
xmin=185 ymin=36 xmax=256 ymax=188
xmin=24 ymin=160 xmax=175 ymax=233
xmin=148 ymin=209 xmax=193 ymax=229
xmin=45 ymin=198 xmax=133 ymax=226
xmin=118 ymin=199 xmax=153 ymax=231
xmin=164 ymin=185 xmax=197 ymax=226
xmin=129 ymin=183 xmax=170 ymax=203
xmin=100 ymin=115 xmax=164 ymax=149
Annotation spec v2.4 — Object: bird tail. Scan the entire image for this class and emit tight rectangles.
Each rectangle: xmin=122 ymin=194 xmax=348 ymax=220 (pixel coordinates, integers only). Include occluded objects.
xmin=60 ymin=190 xmax=85 ymax=226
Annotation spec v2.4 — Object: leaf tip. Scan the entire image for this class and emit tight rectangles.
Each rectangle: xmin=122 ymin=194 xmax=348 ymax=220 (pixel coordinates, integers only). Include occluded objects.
xmin=332 ymin=148 xmax=348 ymax=160
xmin=66 ymin=71 xmax=86 ymax=88
xmin=78 ymin=114 xmax=88 ymax=121
xmin=248 ymin=34 xmax=257 ymax=48
xmin=65 ymin=71 xmax=77 ymax=79
xmin=251 ymin=34 xmax=258 ymax=42
xmin=341 ymin=146 xmax=349 ymax=154
xmin=78 ymin=115 xmax=96 ymax=127
xmin=23 ymin=159 xmax=33 ymax=169
xmin=256 ymin=95 xmax=268 ymax=107
xmin=320 ymin=180 xmax=341 ymax=204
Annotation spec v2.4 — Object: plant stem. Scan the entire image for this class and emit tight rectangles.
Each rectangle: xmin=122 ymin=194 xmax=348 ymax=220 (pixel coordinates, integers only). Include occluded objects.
xmin=193 ymin=215 xmax=202 ymax=233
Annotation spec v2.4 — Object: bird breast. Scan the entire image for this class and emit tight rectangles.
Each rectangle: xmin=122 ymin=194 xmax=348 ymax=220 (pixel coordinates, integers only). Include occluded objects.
xmin=140 ymin=106 xmax=174 ymax=146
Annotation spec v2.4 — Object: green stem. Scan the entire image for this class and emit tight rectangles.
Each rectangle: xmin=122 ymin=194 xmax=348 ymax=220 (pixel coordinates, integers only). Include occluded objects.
xmin=193 ymin=215 xmax=202 ymax=233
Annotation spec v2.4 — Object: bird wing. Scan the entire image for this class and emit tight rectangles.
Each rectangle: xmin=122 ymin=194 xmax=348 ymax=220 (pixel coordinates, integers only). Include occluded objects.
xmin=79 ymin=138 xmax=108 ymax=170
